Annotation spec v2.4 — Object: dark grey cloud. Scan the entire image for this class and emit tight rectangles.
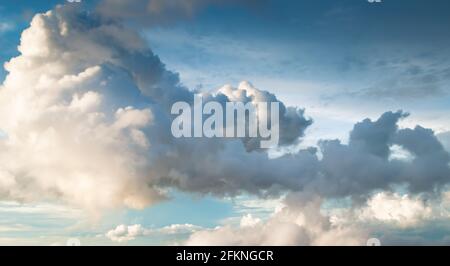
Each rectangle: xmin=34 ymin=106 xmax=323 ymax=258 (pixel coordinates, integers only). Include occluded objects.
xmin=336 ymin=52 xmax=450 ymax=101
xmin=315 ymin=112 xmax=450 ymax=200
xmin=395 ymin=126 xmax=450 ymax=193
xmin=199 ymin=84 xmax=313 ymax=152
xmin=151 ymin=110 xmax=450 ymax=201
xmin=349 ymin=111 xmax=409 ymax=158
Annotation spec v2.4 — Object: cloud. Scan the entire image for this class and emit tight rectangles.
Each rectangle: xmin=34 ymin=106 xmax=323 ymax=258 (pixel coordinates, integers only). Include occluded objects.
xmin=185 ymin=194 xmax=368 ymax=246
xmin=324 ymin=191 xmax=450 ymax=245
xmin=157 ymin=224 xmax=203 ymax=236
xmin=0 ymin=2 xmax=450 ymax=246
xmin=106 ymin=223 xmax=203 ymax=242
xmin=97 ymin=0 xmax=264 ymax=26
xmin=0 ymin=224 xmax=31 ymax=233
xmin=352 ymin=74 xmax=445 ymax=100
xmin=0 ymin=5 xmax=449 ymax=222
xmin=184 ymin=191 xmax=450 ymax=246
xmin=106 ymin=224 xmax=146 ymax=242
xmin=315 ymin=111 xmax=450 ymax=199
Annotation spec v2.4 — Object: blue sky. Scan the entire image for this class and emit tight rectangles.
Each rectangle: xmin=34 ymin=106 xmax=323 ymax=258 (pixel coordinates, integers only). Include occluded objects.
xmin=1 ymin=0 xmax=450 ymax=245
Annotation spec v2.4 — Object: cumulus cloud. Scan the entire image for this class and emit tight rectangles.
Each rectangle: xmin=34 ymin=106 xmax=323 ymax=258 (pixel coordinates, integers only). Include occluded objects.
xmin=0 ymin=5 xmax=314 ymax=211
xmin=106 ymin=223 xmax=202 ymax=242
xmin=0 ymin=22 xmax=14 ymax=33
xmin=0 ymin=6 xmax=170 ymax=211
xmin=212 ymin=81 xmax=313 ymax=151
xmin=437 ymin=131 xmax=450 ymax=153
xmin=185 ymin=194 xmax=368 ymax=246
xmin=0 ymin=4 xmax=449 ymax=225
xmin=240 ymin=214 xmax=262 ymax=228
xmin=106 ymin=224 xmax=146 ymax=242
xmin=357 ymin=192 xmax=433 ymax=228
xmin=315 ymin=111 xmax=450 ymax=199
xmin=323 ymin=191 xmax=450 ymax=245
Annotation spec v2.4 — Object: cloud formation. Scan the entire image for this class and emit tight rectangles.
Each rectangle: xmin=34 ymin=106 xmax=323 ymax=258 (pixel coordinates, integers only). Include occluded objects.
xmin=0 ymin=5 xmax=449 ymax=223
xmin=0 ymin=5 xmax=313 ymax=210
xmin=106 ymin=223 xmax=202 ymax=242
xmin=106 ymin=224 xmax=146 ymax=242
xmin=184 ymin=191 xmax=450 ymax=245
xmin=357 ymin=192 xmax=433 ymax=228
xmin=0 ymin=6 xmax=169 ymax=211
xmin=185 ymin=194 xmax=368 ymax=246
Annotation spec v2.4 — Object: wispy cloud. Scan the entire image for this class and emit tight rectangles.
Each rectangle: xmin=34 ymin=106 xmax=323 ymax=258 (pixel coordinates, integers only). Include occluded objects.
xmin=0 ymin=22 xmax=13 ymax=33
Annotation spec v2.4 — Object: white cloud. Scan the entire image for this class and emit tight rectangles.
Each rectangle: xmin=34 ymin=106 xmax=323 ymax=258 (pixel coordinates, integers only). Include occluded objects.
xmin=1 ymin=5 xmax=450 ymax=248
xmin=184 ymin=191 xmax=450 ymax=245
xmin=106 ymin=224 xmax=146 ymax=243
xmin=388 ymin=144 xmax=415 ymax=162
xmin=185 ymin=195 xmax=368 ymax=246
xmin=326 ymin=192 xmax=446 ymax=231
xmin=0 ymin=6 xmax=314 ymax=213
xmin=0 ymin=8 xmax=164 ymax=212
xmin=106 ymin=223 xmax=203 ymax=242
xmin=357 ymin=192 xmax=433 ymax=227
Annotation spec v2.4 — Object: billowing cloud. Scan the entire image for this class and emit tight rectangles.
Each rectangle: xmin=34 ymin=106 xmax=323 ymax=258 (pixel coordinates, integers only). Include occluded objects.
xmin=240 ymin=214 xmax=262 ymax=228
xmin=212 ymin=82 xmax=313 ymax=151
xmin=0 ymin=4 xmax=449 ymax=226
xmin=357 ymin=192 xmax=433 ymax=228
xmin=0 ymin=6 xmax=170 ymax=211
xmin=0 ymin=5 xmax=313 ymax=210
xmin=106 ymin=224 xmax=146 ymax=242
xmin=185 ymin=194 xmax=368 ymax=246
xmin=183 ymin=191 xmax=450 ymax=246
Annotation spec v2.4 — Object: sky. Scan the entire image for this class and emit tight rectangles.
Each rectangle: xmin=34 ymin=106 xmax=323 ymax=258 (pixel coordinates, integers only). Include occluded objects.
xmin=0 ymin=0 xmax=450 ymax=246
